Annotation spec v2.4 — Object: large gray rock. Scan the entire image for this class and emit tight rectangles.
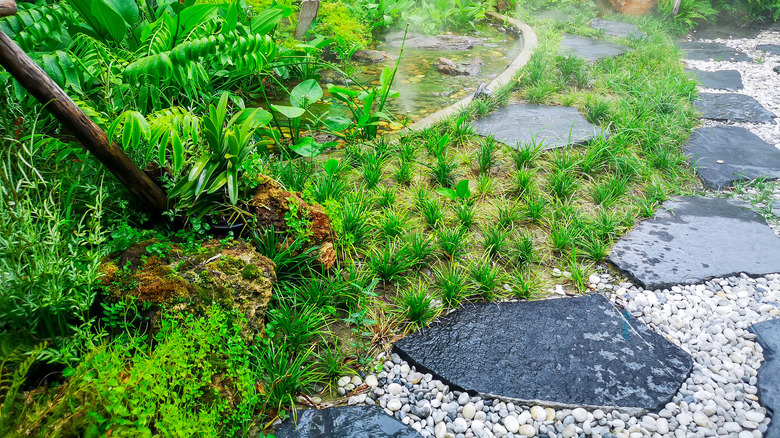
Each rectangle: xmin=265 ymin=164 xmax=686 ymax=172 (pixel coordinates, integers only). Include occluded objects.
xmin=694 ymin=93 xmax=777 ymax=124
xmin=609 ymin=197 xmax=780 ymax=290
xmin=394 ymin=294 xmax=692 ymax=413
xmin=757 ymin=44 xmax=780 ymax=55
xmin=560 ymin=34 xmax=630 ymax=62
xmin=678 ymin=41 xmax=751 ymax=62
xmin=749 ymin=319 xmax=780 ymax=438
xmin=687 ymin=68 xmax=744 ymax=91
xmin=274 ymin=406 xmax=422 ymax=438
xmin=436 ymin=57 xmax=483 ymax=76
xmin=685 ymin=126 xmax=780 ymax=189
xmin=470 ymin=103 xmax=604 ymax=149
xmin=384 ymin=33 xmax=483 ymax=51
xmin=590 ymin=18 xmax=647 ymax=39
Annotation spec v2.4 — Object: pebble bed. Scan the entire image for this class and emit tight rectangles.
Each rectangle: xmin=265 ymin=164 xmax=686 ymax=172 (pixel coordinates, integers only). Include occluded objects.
xmin=338 ymin=273 xmax=780 ymax=438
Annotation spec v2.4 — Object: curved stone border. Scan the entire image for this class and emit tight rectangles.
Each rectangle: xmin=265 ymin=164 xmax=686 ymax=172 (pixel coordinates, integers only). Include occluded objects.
xmin=394 ymin=11 xmax=538 ymax=134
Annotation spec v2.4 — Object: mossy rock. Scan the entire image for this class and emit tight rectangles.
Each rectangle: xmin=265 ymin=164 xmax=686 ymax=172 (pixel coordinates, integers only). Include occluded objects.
xmin=100 ymin=239 xmax=276 ymax=336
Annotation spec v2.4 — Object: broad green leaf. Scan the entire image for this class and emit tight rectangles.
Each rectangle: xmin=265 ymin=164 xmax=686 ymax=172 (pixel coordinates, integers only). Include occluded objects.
xmin=188 ymin=156 xmax=209 ymax=181
xmin=290 ymin=79 xmax=323 ymax=108
xmin=324 ymin=116 xmax=351 ymax=132
xmin=226 ymin=169 xmax=237 ymax=204
xmin=324 ymin=159 xmax=339 ymax=176
xmin=250 ymin=5 xmax=292 ymax=35
xmin=91 ymin=0 xmax=127 ymax=43
xmin=177 ymin=4 xmax=218 ymax=41
xmin=455 ymin=180 xmax=471 ymax=199
xmin=436 ymin=188 xmax=456 ymax=199
xmin=233 ymin=108 xmax=272 ymax=129
xmin=103 ymin=0 xmax=140 ymax=26
xmin=171 ymin=130 xmax=184 ymax=173
xmin=270 ymin=104 xmax=305 ymax=119
xmin=222 ymin=1 xmax=238 ymax=34
xmin=195 ymin=161 xmax=218 ymax=197
xmin=39 ymin=53 xmax=65 ymax=87
xmin=205 ymin=170 xmax=228 ymax=194
xmin=290 ymin=137 xmax=323 ymax=158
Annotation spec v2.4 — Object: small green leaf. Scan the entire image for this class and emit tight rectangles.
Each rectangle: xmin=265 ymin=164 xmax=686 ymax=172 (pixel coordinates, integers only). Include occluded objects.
xmin=455 ymin=180 xmax=471 ymax=199
xmin=289 ymin=137 xmax=323 ymax=158
xmin=324 ymin=159 xmax=339 ymax=176
xmin=436 ymin=188 xmax=456 ymax=199
xmin=290 ymin=79 xmax=323 ymax=108
xmin=270 ymin=104 xmax=306 ymax=119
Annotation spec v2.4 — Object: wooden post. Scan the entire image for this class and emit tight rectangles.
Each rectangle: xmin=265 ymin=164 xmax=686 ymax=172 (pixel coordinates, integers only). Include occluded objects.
xmin=0 ymin=0 xmax=17 ymax=17
xmin=0 ymin=15 xmax=169 ymax=215
xmin=295 ymin=0 xmax=319 ymax=40
xmin=672 ymin=0 xmax=682 ymax=15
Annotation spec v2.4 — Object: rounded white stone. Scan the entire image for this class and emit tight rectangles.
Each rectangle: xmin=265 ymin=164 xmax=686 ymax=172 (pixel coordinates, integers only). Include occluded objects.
xmin=387 ymin=383 xmax=402 ymax=396
xmin=463 ymin=403 xmax=476 ymax=420
xmin=504 ymin=415 xmax=520 ymax=433
xmin=387 ymin=399 xmax=403 ymax=411
xmin=530 ymin=406 xmax=546 ymax=422
xmin=572 ymin=408 xmax=588 ymax=423
xmin=518 ymin=424 xmax=536 ymax=437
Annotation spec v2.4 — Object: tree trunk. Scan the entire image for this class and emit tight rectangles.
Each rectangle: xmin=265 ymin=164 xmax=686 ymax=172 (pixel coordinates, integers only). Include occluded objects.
xmin=295 ymin=0 xmax=319 ymax=40
xmin=0 ymin=0 xmax=17 ymax=18
xmin=0 ymin=29 xmax=169 ymax=216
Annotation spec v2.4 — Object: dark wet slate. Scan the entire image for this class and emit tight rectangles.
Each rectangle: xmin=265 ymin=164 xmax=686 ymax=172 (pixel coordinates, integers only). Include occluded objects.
xmin=749 ymin=319 xmax=780 ymax=438
xmin=757 ymin=44 xmax=780 ymax=55
xmin=394 ymin=294 xmax=692 ymax=412
xmin=685 ymin=126 xmax=780 ymax=189
xmin=590 ymin=18 xmax=647 ymax=39
xmin=470 ymin=103 xmax=603 ymax=149
xmin=686 ymin=68 xmax=744 ymax=91
xmin=679 ymin=41 xmax=751 ymax=61
xmin=688 ymin=25 xmax=761 ymax=40
xmin=560 ymin=34 xmax=630 ymax=62
xmin=609 ymin=197 xmax=780 ymax=290
xmin=695 ymin=93 xmax=776 ymax=124
xmin=775 ymin=65 xmax=780 ymax=74
xmin=274 ymin=406 xmax=422 ymax=438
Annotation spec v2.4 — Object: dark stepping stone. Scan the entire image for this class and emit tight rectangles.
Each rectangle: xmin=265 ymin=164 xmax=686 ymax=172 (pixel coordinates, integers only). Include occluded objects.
xmin=609 ymin=197 xmax=780 ymax=290
xmin=686 ymin=68 xmax=744 ymax=91
xmin=590 ymin=18 xmax=647 ymax=39
xmin=695 ymin=93 xmax=777 ymax=124
xmin=274 ymin=406 xmax=422 ymax=438
xmin=560 ymin=34 xmax=630 ymax=62
xmin=394 ymin=294 xmax=692 ymax=413
xmin=470 ymin=103 xmax=603 ymax=149
xmin=749 ymin=319 xmax=780 ymax=438
xmin=689 ymin=25 xmax=762 ymax=40
xmin=775 ymin=65 xmax=780 ymax=74
xmin=757 ymin=44 xmax=780 ymax=55
xmin=685 ymin=126 xmax=780 ymax=190
xmin=678 ymin=41 xmax=751 ymax=62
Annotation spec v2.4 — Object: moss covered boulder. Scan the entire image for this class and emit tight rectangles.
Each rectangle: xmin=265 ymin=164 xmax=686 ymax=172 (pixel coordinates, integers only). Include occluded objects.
xmin=100 ymin=239 xmax=275 ymax=335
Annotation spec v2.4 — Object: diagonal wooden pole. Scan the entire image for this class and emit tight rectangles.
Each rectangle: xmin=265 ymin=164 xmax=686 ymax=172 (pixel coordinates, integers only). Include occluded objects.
xmin=0 ymin=1 xmax=169 ymax=216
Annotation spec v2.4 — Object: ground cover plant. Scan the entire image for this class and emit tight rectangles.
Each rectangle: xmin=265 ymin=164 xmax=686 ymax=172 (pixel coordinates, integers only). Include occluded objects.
xmin=0 ymin=0 xmax=737 ymax=434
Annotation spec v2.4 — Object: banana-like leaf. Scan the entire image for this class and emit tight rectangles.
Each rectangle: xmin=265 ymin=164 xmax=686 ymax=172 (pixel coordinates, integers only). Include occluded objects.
xmin=250 ymin=5 xmax=292 ymax=35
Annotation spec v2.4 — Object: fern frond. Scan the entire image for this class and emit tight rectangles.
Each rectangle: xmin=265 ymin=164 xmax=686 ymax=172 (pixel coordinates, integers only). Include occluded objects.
xmin=0 ymin=3 xmax=77 ymax=52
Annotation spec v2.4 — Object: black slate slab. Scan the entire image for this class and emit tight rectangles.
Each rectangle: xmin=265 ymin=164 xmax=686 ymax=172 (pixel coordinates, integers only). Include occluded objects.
xmin=470 ymin=103 xmax=603 ymax=149
xmin=560 ymin=34 xmax=630 ymax=62
xmin=394 ymin=294 xmax=692 ymax=413
xmin=686 ymin=68 xmax=744 ymax=91
xmin=694 ymin=93 xmax=777 ymax=124
xmin=609 ymin=197 xmax=780 ymax=290
xmin=679 ymin=41 xmax=751 ymax=61
xmin=274 ymin=406 xmax=422 ymax=438
xmin=749 ymin=319 xmax=780 ymax=438
xmin=757 ymin=44 xmax=780 ymax=55
xmin=685 ymin=126 xmax=780 ymax=189
xmin=590 ymin=18 xmax=647 ymax=39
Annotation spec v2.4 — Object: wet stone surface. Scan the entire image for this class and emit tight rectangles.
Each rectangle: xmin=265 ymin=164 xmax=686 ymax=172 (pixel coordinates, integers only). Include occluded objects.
xmin=394 ymin=294 xmax=692 ymax=412
xmin=559 ymin=34 xmax=630 ymax=62
xmin=694 ymin=92 xmax=777 ymax=124
xmin=757 ymin=44 xmax=780 ymax=55
xmin=470 ymin=103 xmax=603 ymax=149
xmin=609 ymin=197 xmax=780 ymax=290
xmin=685 ymin=126 xmax=780 ymax=189
xmin=678 ymin=41 xmax=752 ymax=62
xmin=274 ymin=405 xmax=422 ymax=438
xmin=749 ymin=319 xmax=780 ymax=438
xmin=687 ymin=68 xmax=744 ymax=91
xmin=688 ymin=25 xmax=762 ymax=40
xmin=384 ymin=33 xmax=484 ymax=51
xmin=590 ymin=18 xmax=647 ymax=39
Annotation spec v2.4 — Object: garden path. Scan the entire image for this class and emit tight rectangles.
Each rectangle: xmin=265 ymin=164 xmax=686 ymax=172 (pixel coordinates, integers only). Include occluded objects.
xmin=275 ymin=19 xmax=780 ymax=438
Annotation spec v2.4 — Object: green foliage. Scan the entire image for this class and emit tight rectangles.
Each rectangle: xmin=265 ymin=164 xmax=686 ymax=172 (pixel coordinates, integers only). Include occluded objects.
xmin=434 ymin=263 xmax=468 ymax=307
xmin=436 ymin=226 xmax=468 ymax=261
xmin=659 ymin=0 xmax=718 ymax=31
xmin=395 ymin=283 xmax=439 ymax=327
xmin=367 ymin=240 xmax=413 ymax=284
xmin=469 ymin=257 xmax=503 ymax=300
xmin=252 ymin=226 xmax=319 ymax=283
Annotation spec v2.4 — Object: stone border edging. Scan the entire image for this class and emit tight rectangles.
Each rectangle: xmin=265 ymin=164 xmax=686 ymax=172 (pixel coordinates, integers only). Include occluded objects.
xmin=393 ymin=11 xmax=538 ymax=134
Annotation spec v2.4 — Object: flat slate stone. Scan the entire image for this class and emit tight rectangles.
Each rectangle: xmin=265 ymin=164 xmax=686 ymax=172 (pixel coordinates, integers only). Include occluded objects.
xmin=609 ymin=197 xmax=780 ymax=290
xmin=560 ymin=34 xmax=630 ymax=62
xmin=394 ymin=294 xmax=692 ymax=413
xmin=685 ymin=126 xmax=780 ymax=189
xmin=689 ymin=25 xmax=762 ymax=40
xmin=749 ymin=319 xmax=780 ymax=438
xmin=694 ymin=93 xmax=777 ymax=124
xmin=678 ymin=41 xmax=751 ymax=62
xmin=590 ymin=18 xmax=647 ymax=39
xmin=686 ymin=68 xmax=744 ymax=91
xmin=274 ymin=406 xmax=422 ymax=438
xmin=757 ymin=44 xmax=780 ymax=55
xmin=470 ymin=103 xmax=603 ymax=149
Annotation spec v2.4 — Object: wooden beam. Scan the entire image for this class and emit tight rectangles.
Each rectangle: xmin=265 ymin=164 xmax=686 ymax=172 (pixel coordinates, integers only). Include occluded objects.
xmin=0 ymin=30 xmax=170 ymax=216
xmin=0 ymin=0 xmax=17 ymax=18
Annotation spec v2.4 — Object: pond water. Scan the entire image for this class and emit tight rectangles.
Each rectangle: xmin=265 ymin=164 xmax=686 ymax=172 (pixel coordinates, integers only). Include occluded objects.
xmin=350 ymin=23 xmax=525 ymax=122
